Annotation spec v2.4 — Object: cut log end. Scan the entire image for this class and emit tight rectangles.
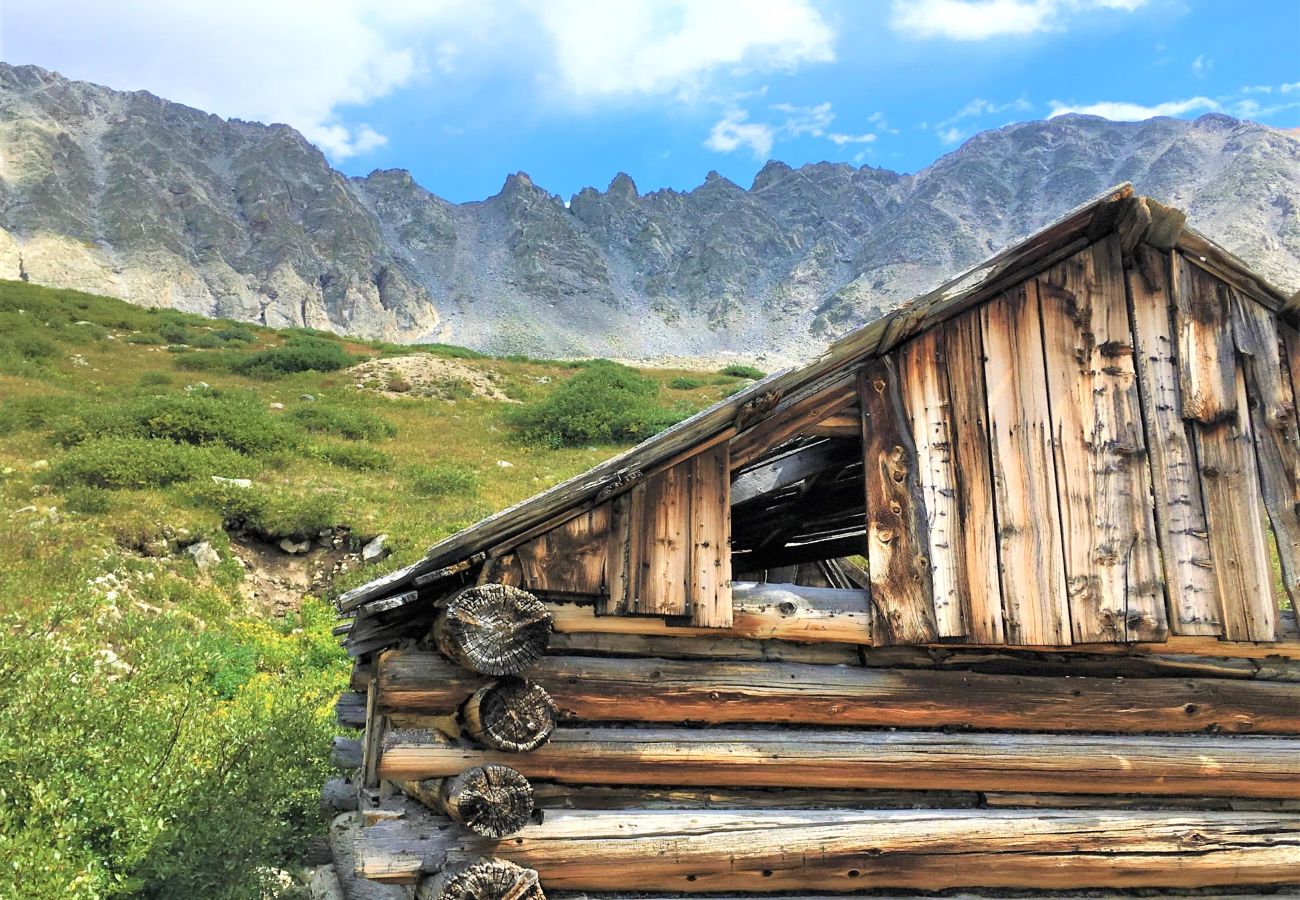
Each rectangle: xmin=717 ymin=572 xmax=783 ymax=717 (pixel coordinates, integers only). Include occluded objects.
xmin=417 ymin=858 xmax=545 ymax=900
xmin=443 ymin=765 xmax=535 ymax=838
xmin=461 ymin=677 xmax=556 ymax=752
xmin=434 ymin=584 xmax=553 ymax=676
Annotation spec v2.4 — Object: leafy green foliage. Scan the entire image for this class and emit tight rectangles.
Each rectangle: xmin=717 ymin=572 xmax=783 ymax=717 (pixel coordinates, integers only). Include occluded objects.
xmin=62 ymin=485 xmax=114 ymax=514
xmin=285 ymin=403 xmax=396 ymax=441
xmin=406 ymin=461 xmax=480 ymax=498
xmin=51 ymin=438 xmax=260 ymax=490
xmin=55 ymin=390 xmax=296 ymax=456
xmin=718 ymin=364 xmax=766 ymax=380
xmin=190 ymin=481 xmax=341 ymax=540
xmin=506 ymin=360 xmax=688 ymax=448
xmin=313 ymin=443 xmax=390 ymax=471
xmin=668 ymin=376 xmax=705 ymax=390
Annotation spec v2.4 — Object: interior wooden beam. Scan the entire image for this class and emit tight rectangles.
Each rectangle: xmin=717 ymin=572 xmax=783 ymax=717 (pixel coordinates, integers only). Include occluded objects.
xmin=378 ymin=726 xmax=1300 ymax=799
xmin=356 ymin=806 xmax=1300 ymax=889
xmin=376 ymin=650 xmax=1300 ymax=734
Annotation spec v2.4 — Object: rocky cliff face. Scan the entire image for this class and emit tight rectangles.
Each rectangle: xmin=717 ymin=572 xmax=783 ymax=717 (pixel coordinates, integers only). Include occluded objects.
xmin=3 ymin=63 xmax=1298 ymax=363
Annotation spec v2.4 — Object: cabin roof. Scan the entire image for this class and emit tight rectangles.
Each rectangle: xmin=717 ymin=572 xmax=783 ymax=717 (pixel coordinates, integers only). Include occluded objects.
xmin=338 ymin=183 xmax=1295 ymax=612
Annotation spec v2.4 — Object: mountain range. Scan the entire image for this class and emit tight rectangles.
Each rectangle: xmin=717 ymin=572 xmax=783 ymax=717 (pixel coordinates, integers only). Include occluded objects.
xmin=2 ymin=62 xmax=1297 ymax=363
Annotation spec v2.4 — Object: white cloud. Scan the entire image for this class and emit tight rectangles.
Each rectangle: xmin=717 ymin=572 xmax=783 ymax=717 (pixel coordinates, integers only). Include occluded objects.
xmin=1191 ymin=54 xmax=1212 ymax=77
xmin=933 ymin=96 xmax=1032 ymax=144
xmin=537 ymin=0 xmax=834 ymax=98
xmin=938 ymin=127 xmax=967 ymax=144
xmin=1048 ymin=96 xmax=1219 ymax=120
xmin=889 ymin=0 xmax=1147 ymax=41
xmin=828 ymin=132 xmax=878 ymax=145
xmin=0 ymin=0 xmax=478 ymax=160
xmin=1282 ymin=82 xmax=1300 ymax=94
xmin=770 ymin=101 xmax=835 ymax=136
xmin=705 ymin=109 xmax=777 ymax=157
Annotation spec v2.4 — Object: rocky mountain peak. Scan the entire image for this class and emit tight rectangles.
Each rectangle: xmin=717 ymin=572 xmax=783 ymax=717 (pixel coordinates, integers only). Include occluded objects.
xmin=0 ymin=65 xmax=1296 ymax=364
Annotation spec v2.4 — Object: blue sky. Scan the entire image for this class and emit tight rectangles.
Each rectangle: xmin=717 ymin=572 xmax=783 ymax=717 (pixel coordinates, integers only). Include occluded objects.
xmin=4 ymin=0 xmax=1298 ymax=202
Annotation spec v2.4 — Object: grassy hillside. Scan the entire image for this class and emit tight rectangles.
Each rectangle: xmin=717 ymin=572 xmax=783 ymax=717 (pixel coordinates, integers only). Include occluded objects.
xmin=0 ymin=280 xmax=746 ymax=899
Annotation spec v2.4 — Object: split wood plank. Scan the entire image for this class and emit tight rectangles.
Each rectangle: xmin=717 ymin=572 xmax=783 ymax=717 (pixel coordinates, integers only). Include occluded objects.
xmin=513 ymin=504 xmax=609 ymax=595
xmin=378 ymin=726 xmax=1300 ymax=799
xmin=603 ymin=484 xmax=640 ymax=613
xmin=898 ymin=330 xmax=965 ymax=639
xmin=1037 ymin=236 xmax=1166 ymax=642
xmin=939 ymin=312 xmax=1004 ymax=643
xmin=376 ymin=650 xmax=1300 ymax=734
xmin=729 ymin=377 xmax=858 ymax=470
xmin=632 ymin=465 xmax=690 ymax=615
xmin=981 ymin=282 xmax=1071 ymax=644
xmin=357 ymin=807 xmax=1300 ymax=889
xmin=1176 ymin=255 xmax=1276 ymax=641
xmin=1233 ymin=294 xmax=1300 ymax=610
xmin=1174 ymin=250 xmax=1238 ymax=424
xmin=1126 ymin=245 xmax=1220 ymax=635
xmin=687 ymin=443 xmax=732 ymax=627
xmin=858 ymin=357 xmax=937 ymax=645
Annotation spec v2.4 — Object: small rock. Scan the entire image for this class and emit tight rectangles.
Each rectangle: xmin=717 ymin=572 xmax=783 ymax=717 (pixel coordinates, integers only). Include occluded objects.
xmin=187 ymin=541 xmax=221 ymax=570
xmin=269 ymin=402 xmax=285 ymax=411
xmin=361 ymin=534 xmax=388 ymax=563
xmin=185 ymin=382 xmax=210 ymax=391
xmin=300 ymin=394 xmax=317 ymax=402
xmin=140 ymin=539 xmax=169 ymax=558
xmin=211 ymin=476 xmax=253 ymax=488
xmin=30 ymin=459 xmax=49 ymax=471
xmin=496 ymin=460 xmax=514 ymax=468
xmin=280 ymin=537 xmax=311 ymax=554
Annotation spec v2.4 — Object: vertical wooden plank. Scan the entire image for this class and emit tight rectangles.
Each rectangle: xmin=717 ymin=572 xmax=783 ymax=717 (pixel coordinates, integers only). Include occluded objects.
xmin=1176 ymin=255 xmax=1275 ymax=642
xmin=1037 ymin=237 xmax=1167 ymax=643
xmin=688 ymin=443 xmax=733 ymax=627
xmin=632 ymin=465 xmax=689 ymax=616
xmin=1126 ymin=245 xmax=1220 ymax=635
xmin=515 ymin=505 xmax=610 ymax=594
xmin=1233 ymin=295 xmax=1300 ymax=611
xmin=858 ymin=356 xmax=937 ymax=645
xmin=940 ymin=312 xmax=1005 ymax=644
xmin=981 ymin=282 xmax=1071 ymax=645
xmin=482 ymin=553 xmax=525 ymax=588
xmin=899 ymin=330 xmax=966 ymax=639
xmin=604 ymin=486 xmax=640 ymax=614
xmin=1174 ymin=257 xmax=1237 ymax=424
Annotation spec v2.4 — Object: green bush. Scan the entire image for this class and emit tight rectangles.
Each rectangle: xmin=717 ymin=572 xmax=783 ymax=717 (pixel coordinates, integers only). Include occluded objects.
xmin=406 ymin=462 xmax=480 ymax=498
xmin=159 ymin=323 xmax=192 ymax=344
xmin=62 ymin=484 xmax=113 ymax=514
xmin=235 ymin=337 xmax=355 ymax=376
xmin=285 ymin=403 xmax=396 ymax=441
xmin=313 ymin=443 xmax=390 ymax=471
xmin=718 ymin=364 xmax=766 ymax=380
xmin=191 ymin=481 xmax=341 ymax=540
xmin=188 ymin=332 xmax=224 ymax=349
xmin=138 ymin=371 xmax=173 ymax=387
xmin=0 ymin=393 xmax=88 ymax=436
xmin=56 ymin=390 xmax=296 ymax=456
xmin=126 ymin=331 xmax=163 ymax=345
xmin=668 ymin=376 xmax=705 ymax=390
xmin=506 ymin=360 xmax=688 ymax=448
xmin=213 ymin=325 xmax=256 ymax=343
xmin=414 ymin=342 xmax=487 ymax=360
xmin=51 ymin=438 xmax=260 ymax=489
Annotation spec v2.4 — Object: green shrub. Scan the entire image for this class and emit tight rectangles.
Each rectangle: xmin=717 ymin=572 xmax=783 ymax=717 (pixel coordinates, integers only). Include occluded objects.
xmin=718 ymin=364 xmax=766 ymax=380
xmin=127 ymin=331 xmax=163 ymax=345
xmin=191 ymin=481 xmax=340 ymax=540
xmin=56 ymin=390 xmax=296 ymax=456
xmin=414 ymin=343 xmax=487 ymax=360
xmin=668 ymin=376 xmax=705 ymax=390
xmin=62 ymin=484 xmax=113 ymax=514
xmin=313 ymin=443 xmax=390 ymax=471
xmin=0 ymin=393 xmax=87 ymax=436
xmin=51 ymin=437 xmax=260 ymax=489
xmin=406 ymin=461 xmax=480 ymax=498
xmin=159 ymin=323 xmax=192 ymax=344
xmin=213 ymin=325 xmax=256 ymax=343
xmin=139 ymin=371 xmax=173 ymax=387
xmin=506 ymin=360 xmax=688 ymax=448
xmin=285 ymin=403 xmax=396 ymax=441
xmin=188 ymin=332 xmax=224 ymax=349
xmin=235 ymin=337 xmax=355 ymax=376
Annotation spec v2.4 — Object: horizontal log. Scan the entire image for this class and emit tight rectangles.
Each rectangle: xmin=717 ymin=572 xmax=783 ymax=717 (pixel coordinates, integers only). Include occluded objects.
xmin=337 ymin=691 xmax=367 ymax=729
xmin=356 ymin=806 xmax=1300 ymax=889
xmin=527 ymin=783 xmax=982 ymax=810
xmin=548 ymin=630 xmax=861 ymax=665
xmin=331 ymin=737 xmax=362 ymax=770
xmin=376 ymin=650 xmax=1300 ymax=734
xmin=376 ymin=727 xmax=1300 ymax=798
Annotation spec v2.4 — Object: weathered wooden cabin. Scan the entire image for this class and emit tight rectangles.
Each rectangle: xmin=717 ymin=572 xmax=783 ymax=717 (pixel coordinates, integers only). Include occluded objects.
xmin=328 ymin=185 xmax=1300 ymax=899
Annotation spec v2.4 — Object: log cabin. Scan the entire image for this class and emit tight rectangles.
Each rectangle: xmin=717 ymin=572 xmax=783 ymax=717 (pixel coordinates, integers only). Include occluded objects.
xmin=326 ymin=184 xmax=1300 ymax=900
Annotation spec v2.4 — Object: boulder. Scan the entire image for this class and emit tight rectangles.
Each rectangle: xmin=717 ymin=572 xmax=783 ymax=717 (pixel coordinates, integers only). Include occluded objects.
xmin=361 ymin=534 xmax=389 ymax=563
xmin=187 ymin=541 xmax=221 ymax=570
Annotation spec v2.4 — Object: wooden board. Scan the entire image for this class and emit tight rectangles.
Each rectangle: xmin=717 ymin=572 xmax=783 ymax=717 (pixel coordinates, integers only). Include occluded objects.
xmin=1037 ymin=237 xmax=1166 ymax=642
xmin=858 ymin=358 xmax=937 ymax=645
xmin=939 ymin=312 xmax=1004 ymax=643
xmin=378 ymin=727 xmax=1300 ymax=799
xmin=1234 ymin=295 xmax=1300 ymax=611
xmin=981 ymin=283 xmax=1071 ymax=645
xmin=1174 ymin=250 xmax=1238 ymax=424
xmin=898 ymin=330 xmax=966 ymax=639
xmin=376 ymin=650 xmax=1300 ymax=734
xmin=1126 ymin=245 xmax=1220 ymax=635
xmin=514 ymin=504 xmax=610 ymax=595
xmin=357 ymin=806 xmax=1300 ymax=889
xmin=604 ymin=484 xmax=640 ymax=614
xmin=1176 ymin=256 xmax=1276 ymax=641
xmin=632 ymin=465 xmax=690 ymax=616
xmin=687 ymin=443 xmax=732 ymax=627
